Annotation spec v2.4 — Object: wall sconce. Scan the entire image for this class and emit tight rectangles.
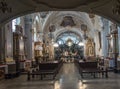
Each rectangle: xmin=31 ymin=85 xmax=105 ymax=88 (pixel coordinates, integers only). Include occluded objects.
xmin=0 ymin=0 xmax=12 ymax=13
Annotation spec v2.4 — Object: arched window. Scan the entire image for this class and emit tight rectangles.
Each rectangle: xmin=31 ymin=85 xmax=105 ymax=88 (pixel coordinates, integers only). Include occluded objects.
xmin=12 ymin=18 xmax=20 ymax=32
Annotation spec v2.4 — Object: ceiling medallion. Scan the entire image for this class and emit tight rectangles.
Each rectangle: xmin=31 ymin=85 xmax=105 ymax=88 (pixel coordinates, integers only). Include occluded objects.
xmin=60 ymin=16 xmax=76 ymax=27
xmin=49 ymin=24 xmax=56 ymax=32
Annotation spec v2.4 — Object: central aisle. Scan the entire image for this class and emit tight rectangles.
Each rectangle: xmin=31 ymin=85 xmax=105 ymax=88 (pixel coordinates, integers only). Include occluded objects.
xmin=55 ymin=63 xmax=80 ymax=89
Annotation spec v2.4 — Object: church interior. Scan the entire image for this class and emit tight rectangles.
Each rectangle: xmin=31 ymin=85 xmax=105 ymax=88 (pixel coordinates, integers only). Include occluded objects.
xmin=1 ymin=0 xmax=120 ymax=89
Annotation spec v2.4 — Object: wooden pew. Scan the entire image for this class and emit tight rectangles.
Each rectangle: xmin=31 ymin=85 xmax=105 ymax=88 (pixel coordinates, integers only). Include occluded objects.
xmin=75 ymin=60 xmax=108 ymax=78
xmin=27 ymin=60 xmax=63 ymax=80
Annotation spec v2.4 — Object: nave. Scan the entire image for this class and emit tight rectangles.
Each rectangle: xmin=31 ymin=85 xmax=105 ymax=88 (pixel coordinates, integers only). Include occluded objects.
xmin=1 ymin=1 xmax=120 ymax=89
xmin=0 ymin=63 xmax=120 ymax=89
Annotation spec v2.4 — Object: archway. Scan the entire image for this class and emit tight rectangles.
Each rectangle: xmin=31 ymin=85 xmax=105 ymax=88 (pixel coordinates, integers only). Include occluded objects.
xmin=54 ymin=31 xmax=84 ymax=62
xmin=0 ymin=0 xmax=120 ymax=26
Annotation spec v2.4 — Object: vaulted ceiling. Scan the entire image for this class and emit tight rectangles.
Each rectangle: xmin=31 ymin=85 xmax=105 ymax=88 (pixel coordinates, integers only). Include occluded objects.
xmin=42 ymin=11 xmax=95 ymax=40
xmin=0 ymin=0 xmax=120 ymax=26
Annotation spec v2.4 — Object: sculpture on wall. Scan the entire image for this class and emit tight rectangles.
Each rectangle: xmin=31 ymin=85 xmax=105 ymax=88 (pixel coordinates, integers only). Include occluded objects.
xmin=48 ymin=43 xmax=54 ymax=60
xmin=34 ymin=41 xmax=43 ymax=57
xmin=85 ymin=38 xmax=95 ymax=56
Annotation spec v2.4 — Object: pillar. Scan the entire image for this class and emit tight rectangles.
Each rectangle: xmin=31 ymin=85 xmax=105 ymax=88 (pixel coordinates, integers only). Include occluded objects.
xmin=111 ymin=30 xmax=118 ymax=73
xmin=110 ymin=23 xmax=118 ymax=73
xmin=24 ymin=15 xmax=33 ymax=60
xmin=117 ymin=26 xmax=120 ymax=71
xmin=5 ymin=22 xmax=13 ymax=59
xmin=101 ymin=19 xmax=109 ymax=58
xmin=94 ymin=30 xmax=100 ymax=56
xmin=118 ymin=27 xmax=120 ymax=59
xmin=0 ymin=26 xmax=5 ymax=64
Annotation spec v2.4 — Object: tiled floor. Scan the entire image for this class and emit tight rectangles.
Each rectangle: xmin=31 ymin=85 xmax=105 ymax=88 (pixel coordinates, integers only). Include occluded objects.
xmin=1 ymin=63 xmax=120 ymax=89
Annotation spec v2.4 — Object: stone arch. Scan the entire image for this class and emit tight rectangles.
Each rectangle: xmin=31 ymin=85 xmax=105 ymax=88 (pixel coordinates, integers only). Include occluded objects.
xmin=42 ymin=11 xmax=95 ymax=42
xmin=42 ymin=11 xmax=94 ymax=33
xmin=54 ymin=28 xmax=83 ymax=42
xmin=0 ymin=0 xmax=119 ymax=26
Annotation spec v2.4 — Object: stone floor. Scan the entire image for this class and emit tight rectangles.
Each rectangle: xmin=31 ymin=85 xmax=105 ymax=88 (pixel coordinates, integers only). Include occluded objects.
xmin=1 ymin=63 xmax=120 ymax=89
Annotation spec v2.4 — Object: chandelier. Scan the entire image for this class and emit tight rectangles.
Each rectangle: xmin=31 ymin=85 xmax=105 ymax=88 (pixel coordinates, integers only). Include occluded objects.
xmin=0 ymin=0 xmax=12 ymax=13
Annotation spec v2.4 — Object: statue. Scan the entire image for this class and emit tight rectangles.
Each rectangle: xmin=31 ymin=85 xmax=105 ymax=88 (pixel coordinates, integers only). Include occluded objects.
xmin=85 ymin=38 xmax=95 ymax=56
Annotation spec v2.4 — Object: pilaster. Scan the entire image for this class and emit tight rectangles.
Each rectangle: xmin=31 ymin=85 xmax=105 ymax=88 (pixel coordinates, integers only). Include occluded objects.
xmin=117 ymin=27 xmax=120 ymax=60
xmin=0 ymin=26 xmax=5 ymax=64
xmin=101 ymin=19 xmax=109 ymax=57
xmin=24 ymin=15 xmax=33 ymax=60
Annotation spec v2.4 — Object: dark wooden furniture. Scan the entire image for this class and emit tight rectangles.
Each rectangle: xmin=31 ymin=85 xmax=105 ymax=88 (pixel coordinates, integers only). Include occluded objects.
xmin=0 ymin=65 xmax=6 ymax=79
xmin=75 ymin=60 xmax=108 ymax=78
xmin=27 ymin=60 xmax=63 ymax=80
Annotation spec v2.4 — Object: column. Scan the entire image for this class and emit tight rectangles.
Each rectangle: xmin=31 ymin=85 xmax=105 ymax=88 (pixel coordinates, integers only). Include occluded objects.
xmin=117 ymin=26 xmax=120 ymax=71
xmin=94 ymin=30 xmax=100 ymax=56
xmin=24 ymin=15 xmax=33 ymax=60
xmin=101 ymin=19 xmax=109 ymax=58
xmin=0 ymin=26 xmax=5 ymax=64
xmin=106 ymin=34 xmax=112 ymax=57
xmin=5 ymin=22 xmax=13 ymax=60
xmin=111 ymin=30 xmax=118 ymax=73
xmin=118 ymin=27 xmax=120 ymax=59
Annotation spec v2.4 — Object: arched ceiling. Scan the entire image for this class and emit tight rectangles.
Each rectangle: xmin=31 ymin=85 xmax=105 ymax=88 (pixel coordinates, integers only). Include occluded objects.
xmin=54 ymin=28 xmax=84 ymax=41
xmin=43 ymin=11 xmax=93 ymax=32
xmin=42 ymin=11 xmax=95 ymax=40
xmin=56 ymin=31 xmax=81 ymax=44
xmin=0 ymin=0 xmax=120 ymax=26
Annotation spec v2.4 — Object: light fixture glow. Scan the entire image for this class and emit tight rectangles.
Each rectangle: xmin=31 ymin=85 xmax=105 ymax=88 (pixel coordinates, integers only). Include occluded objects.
xmin=68 ymin=42 xmax=72 ymax=46
xmin=78 ymin=42 xmax=84 ymax=46
xmin=53 ymin=43 xmax=59 ymax=47
xmin=35 ymin=45 xmax=43 ymax=50
xmin=66 ymin=38 xmax=73 ymax=46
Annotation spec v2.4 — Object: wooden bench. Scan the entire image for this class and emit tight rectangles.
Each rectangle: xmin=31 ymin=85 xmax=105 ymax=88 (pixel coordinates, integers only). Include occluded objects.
xmin=80 ymin=67 xmax=108 ymax=78
xmin=75 ymin=60 xmax=108 ymax=78
xmin=27 ymin=60 xmax=63 ymax=80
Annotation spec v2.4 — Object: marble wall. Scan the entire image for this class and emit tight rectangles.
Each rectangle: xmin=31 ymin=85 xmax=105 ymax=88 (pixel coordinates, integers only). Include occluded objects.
xmin=5 ymin=22 xmax=13 ymax=58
